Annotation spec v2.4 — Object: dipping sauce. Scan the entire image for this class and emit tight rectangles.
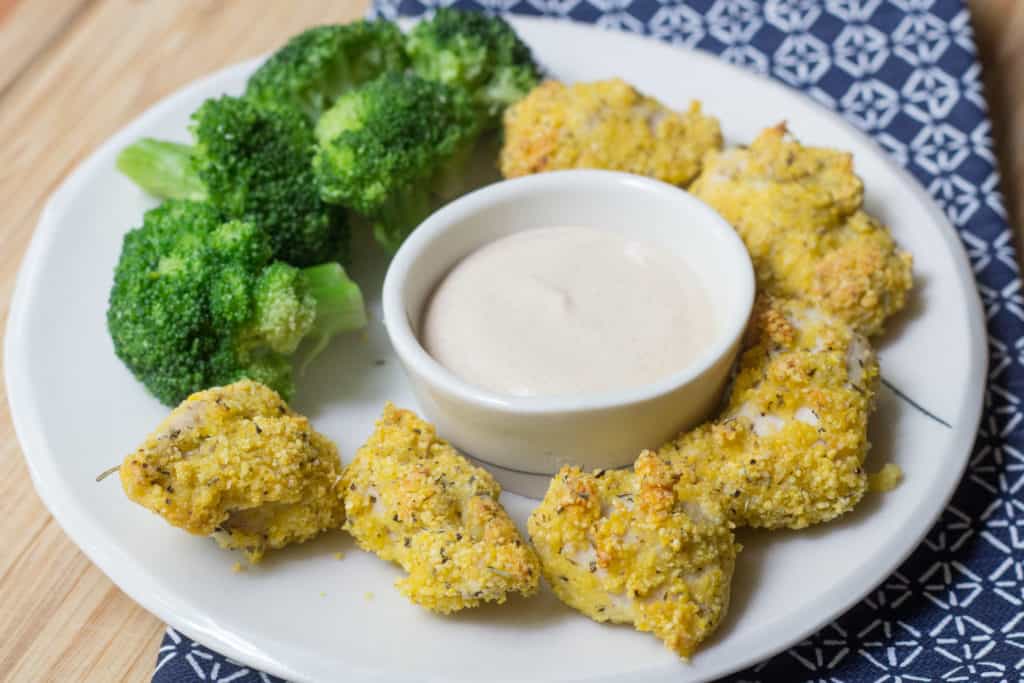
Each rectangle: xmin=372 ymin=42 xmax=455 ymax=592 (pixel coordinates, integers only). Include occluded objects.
xmin=421 ymin=226 xmax=716 ymax=397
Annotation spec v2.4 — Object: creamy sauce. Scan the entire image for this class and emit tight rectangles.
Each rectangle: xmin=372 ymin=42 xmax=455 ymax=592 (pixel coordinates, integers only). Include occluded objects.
xmin=421 ymin=226 xmax=716 ymax=398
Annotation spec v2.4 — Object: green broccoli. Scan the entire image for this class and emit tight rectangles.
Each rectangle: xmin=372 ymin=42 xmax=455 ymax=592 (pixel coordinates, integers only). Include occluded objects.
xmin=245 ymin=20 xmax=408 ymax=122
xmin=313 ymin=73 xmax=481 ymax=252
xmin=116 ymin=96 xmax=346 ymax=267
xmin=406 ymin=9 xmax=540 ymax=127
xmin=107 ymin=200 xmax=366 ymax=405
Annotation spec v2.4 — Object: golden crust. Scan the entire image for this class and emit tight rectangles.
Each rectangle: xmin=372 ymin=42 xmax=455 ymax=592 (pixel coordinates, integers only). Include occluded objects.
xmin=341 ymin=404 xmax=540 ymax=613
xmin=690 ymin=125 xmax=913 ymax=336
xmin=500 ymin=79 xmax=722 ymax=186
xmin=119 ymin=380 xmax=344 ymax=562
xmin=527 ymin=454 xmax=738 ymax=658
xmin=663 ymin=296 xmax=879 ymax=529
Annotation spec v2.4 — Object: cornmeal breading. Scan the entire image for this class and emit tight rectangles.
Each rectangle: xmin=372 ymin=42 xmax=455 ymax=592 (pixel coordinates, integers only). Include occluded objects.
xmin=662 ymin=296 xmax=879 ymax=529
xmin=119 ymin=380 xmax=345 ymax=562
xmin=690 ymin=124 xmax=913 ymax=336
xmin=528 ymin=453 xmax=738 ymax=658
xmin=341 ymin=404 xmax=540 ymax=613
xmin=500 ymin=79 xmax=722 ymax=186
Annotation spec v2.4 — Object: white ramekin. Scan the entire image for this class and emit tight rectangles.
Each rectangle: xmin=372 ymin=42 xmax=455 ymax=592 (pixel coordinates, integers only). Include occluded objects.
xmin=382 ymin=170 xmax=755 ymax=497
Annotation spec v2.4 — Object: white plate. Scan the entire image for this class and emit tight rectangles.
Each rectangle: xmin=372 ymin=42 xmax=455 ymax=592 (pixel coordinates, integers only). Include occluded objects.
xmin=5 ymin=16 xmax=986 ymax=683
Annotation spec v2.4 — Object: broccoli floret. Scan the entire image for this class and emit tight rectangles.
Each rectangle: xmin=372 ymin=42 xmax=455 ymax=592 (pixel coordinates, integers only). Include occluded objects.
xmin=313 ymin=73 xmax=481 ymax=252
xmin=116 ymin=96 xmax=347 ymax=267
xmin=107 ymin=200 xmax=366 ymax=405
xmin=406 ymin=9 xmax=540 ymax=127
xmin=246 ymin=20 xmax=408 ymax=122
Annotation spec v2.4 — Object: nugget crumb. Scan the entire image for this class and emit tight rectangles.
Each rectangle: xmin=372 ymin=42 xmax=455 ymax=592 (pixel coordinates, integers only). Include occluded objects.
xmin=869 ymin=463 xmax=903 ymax=492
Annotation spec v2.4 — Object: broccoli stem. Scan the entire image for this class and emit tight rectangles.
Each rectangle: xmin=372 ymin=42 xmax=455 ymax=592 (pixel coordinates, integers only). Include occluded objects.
xmin=116 ymin=139 xmax=207 ymax=201
xmin=370 ymin=189 xmax=436 ymax=254
xmin=299 ymin=262 xmax=367 ymax=368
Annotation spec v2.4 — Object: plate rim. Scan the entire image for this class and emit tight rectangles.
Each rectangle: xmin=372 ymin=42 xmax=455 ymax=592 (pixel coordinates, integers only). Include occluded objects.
xmin=4 ymin=14 xmax=989 ymax=683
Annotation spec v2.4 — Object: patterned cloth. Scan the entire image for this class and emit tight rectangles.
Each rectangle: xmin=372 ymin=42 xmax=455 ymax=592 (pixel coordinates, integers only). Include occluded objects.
xmin=153 ymin=1 xmax=1022 ymax=681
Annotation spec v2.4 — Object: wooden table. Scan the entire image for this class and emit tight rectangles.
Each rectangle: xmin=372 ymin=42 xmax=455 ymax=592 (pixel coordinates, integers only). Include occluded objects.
xmin=0 ymin=2 xmax=1020 ymax=681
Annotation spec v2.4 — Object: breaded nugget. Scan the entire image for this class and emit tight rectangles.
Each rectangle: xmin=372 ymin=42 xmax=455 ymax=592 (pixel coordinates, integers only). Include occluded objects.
xmin=500 ymin=79 xmax=722 ymax=186
xmin=663 ymin=296 xmax=879 ymax=529
xmin=119 ymin=380 xmax=344 ymax=562
xmin=341 ymin=404 xmax=540 ymax=613
xmin=527 ymin=299 xmax=874 ymax=656
xmin=690 ymin=125 xmax=913 ymax=336
xmin=528 ymin=453 xmax=738 ymax=658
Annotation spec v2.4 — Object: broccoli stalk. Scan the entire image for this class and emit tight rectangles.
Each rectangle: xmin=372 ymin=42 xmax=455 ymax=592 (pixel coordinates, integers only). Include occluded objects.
xmin=116 ymin=139 xmax=207 ymax=201
xmin=116 ymin=96 xmax=347 ymax=268
xmin=313 ymin=73 xmax=482 ymax=252
xmin=235 ymin=261 xmax=366 ymax=394
xmin=245 ymin=19 xmax=408 ymax=122
xmin=108 ymin=200 xmax=365 ymax=405
xmin=406 ymin=9 xmax=541 ymax=128
xmin=300 ymin=262 xmax=368 ymax=364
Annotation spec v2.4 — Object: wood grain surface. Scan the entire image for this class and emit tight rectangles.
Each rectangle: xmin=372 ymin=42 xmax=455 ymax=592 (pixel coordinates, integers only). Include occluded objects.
xmin=0 ymin=1 xmax=1020 ymax=681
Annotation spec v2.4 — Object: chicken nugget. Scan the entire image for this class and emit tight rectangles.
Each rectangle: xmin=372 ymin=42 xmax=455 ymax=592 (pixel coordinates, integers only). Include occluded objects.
xmin=690 ymin=124 xmax=912 ymax=336
xmin=341 ymin=403 xmax=540 ymax=613
xmin=528 ymin=453 xmax=738 ymax=658
xmin=527 ymin=299 xmax=873 ymax=657
xmin=664 ymin=296 xmax=879 ymax=529
xmin=500 ymin=79 xmax=722 ymax=186
xmin=119 ymin=380 xmax=345 ymax=562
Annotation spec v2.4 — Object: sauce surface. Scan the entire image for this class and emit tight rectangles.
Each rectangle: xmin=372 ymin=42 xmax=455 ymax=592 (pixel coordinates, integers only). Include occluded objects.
xmin=421 ymin=226 xmax=716 ymax=397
